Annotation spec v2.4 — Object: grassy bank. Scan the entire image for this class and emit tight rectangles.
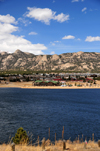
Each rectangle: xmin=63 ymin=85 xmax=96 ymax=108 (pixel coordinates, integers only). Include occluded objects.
xmin=0 ymin=140 xmax=100 ymax=151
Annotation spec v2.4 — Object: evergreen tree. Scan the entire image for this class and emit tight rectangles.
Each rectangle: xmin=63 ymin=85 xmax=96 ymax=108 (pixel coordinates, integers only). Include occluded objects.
xmin=12 ymin=127 xmax=29 ymax=144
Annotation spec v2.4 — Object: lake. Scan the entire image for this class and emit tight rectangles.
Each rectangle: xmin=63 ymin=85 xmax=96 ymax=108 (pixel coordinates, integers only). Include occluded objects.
xmin=0 ymin=88 xmax=100 ymax=143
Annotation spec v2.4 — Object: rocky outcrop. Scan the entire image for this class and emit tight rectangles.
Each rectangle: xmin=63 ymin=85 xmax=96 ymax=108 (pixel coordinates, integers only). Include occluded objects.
xmin=0 ymin=50 xmax=100 ymax=71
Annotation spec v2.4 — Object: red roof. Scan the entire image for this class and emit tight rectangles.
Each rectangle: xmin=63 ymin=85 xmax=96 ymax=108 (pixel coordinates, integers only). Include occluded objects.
xmin=53 ymin=79 xmax=62 ymax=81
xmin=86 ymin=78 xmax=93 ymax=81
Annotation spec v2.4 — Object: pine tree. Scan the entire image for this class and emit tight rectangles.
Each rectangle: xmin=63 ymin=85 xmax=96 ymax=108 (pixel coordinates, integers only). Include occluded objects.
xmin=12 ymin=127 xmax=29 ymax=144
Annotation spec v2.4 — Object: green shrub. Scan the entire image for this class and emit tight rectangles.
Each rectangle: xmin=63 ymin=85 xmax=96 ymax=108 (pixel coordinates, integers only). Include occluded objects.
xmin=12 ymin=127 xmax=29 ymax=144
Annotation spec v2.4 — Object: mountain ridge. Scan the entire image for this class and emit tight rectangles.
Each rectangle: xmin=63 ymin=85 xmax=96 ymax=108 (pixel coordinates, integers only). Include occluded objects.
xmin=0 ymin=50 xmax=100 ymax=71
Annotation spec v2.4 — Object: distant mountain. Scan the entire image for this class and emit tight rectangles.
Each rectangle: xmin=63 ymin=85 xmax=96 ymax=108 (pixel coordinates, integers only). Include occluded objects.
xmin=0 ymin=50 xmax=100 ymax=72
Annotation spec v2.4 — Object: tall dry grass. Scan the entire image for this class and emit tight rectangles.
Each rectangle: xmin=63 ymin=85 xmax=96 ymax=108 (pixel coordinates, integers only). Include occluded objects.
xmin=0 ymin=140 xmax=100 ymax=151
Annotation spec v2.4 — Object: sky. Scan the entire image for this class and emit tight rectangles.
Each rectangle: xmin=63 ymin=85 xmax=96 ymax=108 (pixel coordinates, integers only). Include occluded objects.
xmin=0 ymin=0 xmax=100 ymax=55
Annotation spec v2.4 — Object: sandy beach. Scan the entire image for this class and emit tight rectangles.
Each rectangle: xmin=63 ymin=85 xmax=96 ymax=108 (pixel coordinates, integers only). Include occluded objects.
xmin=0 ymin=81 xmax=100 ymax=89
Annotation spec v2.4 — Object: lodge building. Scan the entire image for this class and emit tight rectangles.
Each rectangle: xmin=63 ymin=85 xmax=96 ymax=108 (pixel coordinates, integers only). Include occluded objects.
xmin=33 ymin=80 xmax=61 ymax=86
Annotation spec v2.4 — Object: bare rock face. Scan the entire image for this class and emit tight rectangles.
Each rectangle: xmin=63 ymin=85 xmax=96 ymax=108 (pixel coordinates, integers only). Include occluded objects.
xmin=76 ymin=51 xmax=83 ymax=55
xmin=0 ymin=50 xmax=100 ymax=71
xmin=14 ymin=58 xmax=23 ymax=67
xmin=52 ymin=54 xmax=59 ymax=61
xmin=14 ymin=49 xmax=22 ymax=54
xmin=7 ymin=55 xmax=14 ymax=60
xmin=60 ymin=63 xmax=75 ymax=70
xmin=1 ymin=52 xmax=8 ymax=56
xmin=38 ymin=55 xmax=47 ymax=65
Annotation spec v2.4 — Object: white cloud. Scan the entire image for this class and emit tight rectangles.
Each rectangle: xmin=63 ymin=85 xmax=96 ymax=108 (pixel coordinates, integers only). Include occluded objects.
xmin=50 ymin=51 xmax=55 ymax=55
xmin=0 ymin=14 xmax=17 ymax=24
xmin=29 ymin=32 xmax=38 ymax=35
xmin=54 ymin=41 xmax=61 ymax=43
xmin=0 ymin=22 xmax=18 ymax=34
xmin=77 ymin=38 xmax=81 ymax=41
xmin=54 ymin=13 xmax=69 ymax=23
xmin=18 ymin=17 xmax=31 ymax=26
xmin=85 ymin=36 xmax=100 ymax=42
xmin=72 ymin=0 xmax=84 ymax=2
xmin=53 ymin=0 xmax=55 ymax=3
xmin=71 ymin=0 xmax=79 ymax=2
xmin=26 ymin=7 xmax=69 ymax=25
xmin=50 ymin=42 xmax=55 ymax=46
xmin=62 ymin=35 xmax=75 ymax=39
xmin=89 ymin=9 xmax=98 ymax=12
xmin=82 ymin=7 xmax=87 ymax=12
xmin=0 ymin=14 xmax=47 ymax=54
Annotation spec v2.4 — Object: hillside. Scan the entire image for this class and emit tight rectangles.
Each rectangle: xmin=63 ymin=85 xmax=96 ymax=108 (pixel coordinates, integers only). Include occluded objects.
xmin=0 ymin=50 xmax=100 ymax=72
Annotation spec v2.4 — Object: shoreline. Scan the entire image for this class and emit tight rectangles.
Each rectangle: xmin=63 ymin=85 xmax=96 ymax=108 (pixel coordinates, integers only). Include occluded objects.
xmin=0 ymin=81 xmax=100 ymax=89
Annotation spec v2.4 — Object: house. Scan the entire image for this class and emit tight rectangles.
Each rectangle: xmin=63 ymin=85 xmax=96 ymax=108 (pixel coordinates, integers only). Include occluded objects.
xmin=86 ymin=78 xmax=93 ymax=83
xmin=34 ymin=80 xmax=61 ymax=86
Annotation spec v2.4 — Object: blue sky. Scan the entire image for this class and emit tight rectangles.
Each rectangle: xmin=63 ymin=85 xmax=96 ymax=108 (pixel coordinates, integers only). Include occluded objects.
xmin=0 ymin=0 xmax=100 ymax=55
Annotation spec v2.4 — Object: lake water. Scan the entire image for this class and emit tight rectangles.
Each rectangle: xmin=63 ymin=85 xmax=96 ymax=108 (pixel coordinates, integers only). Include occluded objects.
xmin=0 ymin=88 xmax=100 ymax=143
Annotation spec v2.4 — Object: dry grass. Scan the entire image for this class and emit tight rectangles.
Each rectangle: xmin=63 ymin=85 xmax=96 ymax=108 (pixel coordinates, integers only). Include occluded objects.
xmin=0 ymin=140 xmax=100 ymax=151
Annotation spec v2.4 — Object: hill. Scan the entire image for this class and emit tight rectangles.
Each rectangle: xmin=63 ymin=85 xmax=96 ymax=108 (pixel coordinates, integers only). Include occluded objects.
xmin=0 ymin=50 xmax=100 ymax=72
